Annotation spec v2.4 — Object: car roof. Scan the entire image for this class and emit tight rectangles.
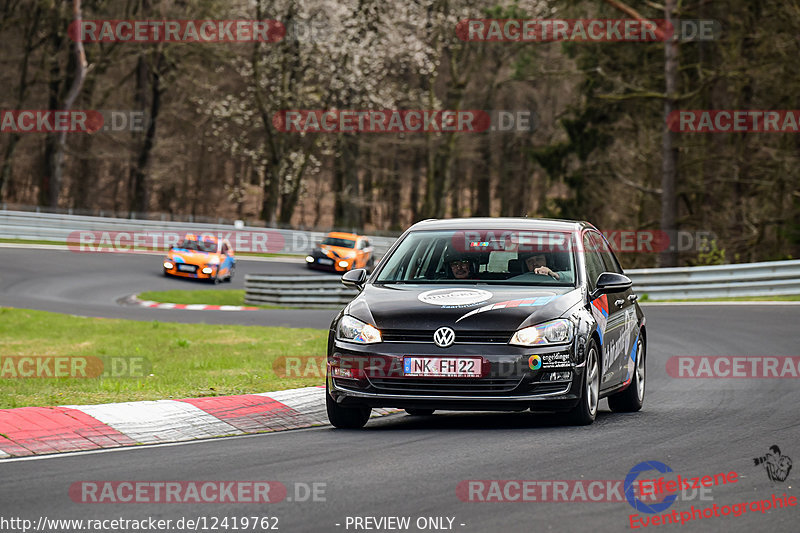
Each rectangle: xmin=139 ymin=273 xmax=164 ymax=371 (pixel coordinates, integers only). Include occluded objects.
xmin=326 ymin=232 xmax=361 ymax=240
xmin=405 ymin=217 xmax=594 ymax=233
xmin=183 ymin=233 xmax=218 ymax=242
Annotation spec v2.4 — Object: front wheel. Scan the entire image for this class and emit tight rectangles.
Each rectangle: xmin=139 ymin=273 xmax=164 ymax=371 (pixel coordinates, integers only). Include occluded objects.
xmin=608 ymin=335 xmax=645 ymax=412
xmin=326 ymin=385 xmax=371 ymax=429
xmin=566 ymin=340 xmax=600 ymax=426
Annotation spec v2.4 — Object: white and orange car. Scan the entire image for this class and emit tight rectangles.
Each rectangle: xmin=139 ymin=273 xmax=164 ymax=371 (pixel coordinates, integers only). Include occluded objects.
xmin=162 ymin=234 xmax=235 ymax=283
xmin=305 ymin=232 xmax=374 ymax=272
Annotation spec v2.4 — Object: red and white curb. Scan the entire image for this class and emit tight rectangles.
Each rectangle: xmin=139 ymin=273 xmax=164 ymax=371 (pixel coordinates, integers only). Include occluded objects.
xmin=138 ymin=300 xmax=260 ymax=311
xmin=124 ymin=294 xmax=259 ymax=311
xmin=0 ymin=387 xmax=398 ymax=458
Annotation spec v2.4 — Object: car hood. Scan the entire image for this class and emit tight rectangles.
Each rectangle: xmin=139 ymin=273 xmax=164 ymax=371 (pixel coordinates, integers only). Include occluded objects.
xmin=346 ymin=284 xmax=583 ymax=332
xmin=168 ymin=249 xmax=219 ymax=264
xmin=316 ymin=245 xmax=357 ymax=259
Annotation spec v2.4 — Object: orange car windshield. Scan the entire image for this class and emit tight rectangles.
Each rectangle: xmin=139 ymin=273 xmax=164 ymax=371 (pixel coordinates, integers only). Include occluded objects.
xmin=178 ymin=239 xmax=217 ymax=253
xmin=321 ymin=237 xmax=356 ymax=248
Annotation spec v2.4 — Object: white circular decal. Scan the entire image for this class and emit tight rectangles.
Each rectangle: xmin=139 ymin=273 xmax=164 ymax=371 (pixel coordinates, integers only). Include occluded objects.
xmin=418 ymin=288 xmax=493 ymax=307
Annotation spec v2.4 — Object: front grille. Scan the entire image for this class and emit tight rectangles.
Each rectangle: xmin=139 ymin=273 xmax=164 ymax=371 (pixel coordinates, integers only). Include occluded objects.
xmin=381 ymin=329 xmax=513 ymax=344
xmin=367 ymin=376 xmax=523 ymax=395
xmin=530 ymin=382 xmax=570 ymax=394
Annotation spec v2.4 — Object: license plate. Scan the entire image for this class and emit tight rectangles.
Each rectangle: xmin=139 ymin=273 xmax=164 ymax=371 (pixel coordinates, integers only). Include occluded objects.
xmin=177 ymin=264 xmax=195 ymax=272
xmin=318 ymin=258 xmax=334 ymax=265
xmin=403 ymin=357 xmax=482 ymax=377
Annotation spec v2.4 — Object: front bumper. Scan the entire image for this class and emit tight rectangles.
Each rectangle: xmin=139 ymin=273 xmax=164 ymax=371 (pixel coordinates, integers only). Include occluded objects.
xmin=163 ymin=263 xmax=218 ymax=279
xmin=327 ymin=338 xmax=585 ymax=412
xmin=306 ymin=252 xmax=353 ymax=272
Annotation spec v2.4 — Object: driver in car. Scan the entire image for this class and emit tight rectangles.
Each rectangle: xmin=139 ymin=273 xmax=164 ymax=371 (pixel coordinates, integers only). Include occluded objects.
xmin=524 ymin=253 xmax=565 ymax=281
xmin=450 ymin=257 xmax=477 ymax=279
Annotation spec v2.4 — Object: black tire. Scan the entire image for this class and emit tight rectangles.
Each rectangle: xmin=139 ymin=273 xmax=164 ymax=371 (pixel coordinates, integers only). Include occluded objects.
xmin=608 ymin=335 xmax=645 ymax=413
xmin=405 ymin=409 xmax=435 ymax=416
xmin=566 ymin=339 xmax=600 ymax=426
xmin=326 ymin=385 xmax=371 ymax=429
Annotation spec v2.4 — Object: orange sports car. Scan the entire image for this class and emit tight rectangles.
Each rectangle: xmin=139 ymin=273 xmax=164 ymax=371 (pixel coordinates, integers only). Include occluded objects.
xmin=162 ymin=233 xmax=235 ymax=283
xmin=305 ymin=232 xmax=374 ymax=272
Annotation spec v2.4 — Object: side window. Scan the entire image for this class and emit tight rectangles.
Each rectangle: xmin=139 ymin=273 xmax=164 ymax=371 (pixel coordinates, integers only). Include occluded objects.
xmin=221 ymin=242 xmax=229 ymax=255
xmin=591 ymin=232 xmax=623 ymax=274
xmin=583 ymin=233 xmax=605 ymax=293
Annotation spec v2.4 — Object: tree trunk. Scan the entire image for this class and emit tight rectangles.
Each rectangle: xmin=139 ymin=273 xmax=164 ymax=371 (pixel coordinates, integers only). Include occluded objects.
xmin=128 ymin=51 xmax=163 ymax=215
xmin=41 ymin=0 xmax=87 ymax=208
xmin=474 ymin=139 xmax=492 ymax=216
xmin=409 ymin=149 xmax=422 ymax=222
xmin=659 ymin=0 xmax=679 ymax=267
xmin=333 ymin=135 xmax=361 ymax=229
xmin=0 ymin=3 xmax=42 ymax=201
xmin=387 ymin=156 xmax=401 ymax=230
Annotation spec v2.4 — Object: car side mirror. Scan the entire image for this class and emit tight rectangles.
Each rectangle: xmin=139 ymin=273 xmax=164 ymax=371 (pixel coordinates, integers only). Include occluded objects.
xmin=342 ymin=268 xmax=367 ymax=290
xmin=592 ymin=272 xmax=632 ymax=298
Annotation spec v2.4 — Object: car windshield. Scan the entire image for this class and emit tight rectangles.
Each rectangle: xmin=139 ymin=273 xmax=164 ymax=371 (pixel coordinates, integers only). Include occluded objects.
xmin=374 ymin=229 xmax=576 ymax=286
xmin=321 ymin=237 xmax=356 ymax=248
xmin=177 ymin=239 xmax=217 ymax=253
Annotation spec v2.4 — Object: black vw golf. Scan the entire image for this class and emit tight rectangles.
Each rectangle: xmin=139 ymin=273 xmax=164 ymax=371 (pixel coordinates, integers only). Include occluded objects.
xmin=326 ymin=218 xmax=646 ymax=428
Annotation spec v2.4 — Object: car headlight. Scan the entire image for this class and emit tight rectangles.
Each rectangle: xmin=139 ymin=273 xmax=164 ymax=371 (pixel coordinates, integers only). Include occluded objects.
xmin=338 ymin=260 xmax=349 ymax=268
xmin=337 ymin=315 xmax=382 ymax=344
xmin=305 ymin=255 xmax=315 ymax=263
xmin=510 ymin=319 xmax=574 ymax=346
xmin=163 ymin=261 xmax=174 ymax=269
xmin=201 ymin=266 xmax=213 ymax=274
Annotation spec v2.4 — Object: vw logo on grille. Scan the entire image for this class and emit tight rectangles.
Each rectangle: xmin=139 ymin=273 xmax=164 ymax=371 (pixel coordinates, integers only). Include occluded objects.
xmin=433 ymin=327 xmax=456 ymax=348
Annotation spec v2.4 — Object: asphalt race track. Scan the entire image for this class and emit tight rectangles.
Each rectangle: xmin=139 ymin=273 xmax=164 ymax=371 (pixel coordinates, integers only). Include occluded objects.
xmin=1 ymin=247 xmax=799 ymax=532
xmin=0 ymin=247 xmax=338 ymax=328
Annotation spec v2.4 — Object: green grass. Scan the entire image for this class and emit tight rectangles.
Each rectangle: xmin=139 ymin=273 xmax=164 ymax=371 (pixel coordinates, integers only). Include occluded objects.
xmin=139 ymin=289 xmax=247 ymax=306
xmin=138 ymin=289 xmax=283 ymax=309
xmin=0 ymin=238 xmax=69 ymax=246
xmin=0 ymin=307 xmax=326 ymax=408
xmin=646 ymin=294 xmax=800 ymax=302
